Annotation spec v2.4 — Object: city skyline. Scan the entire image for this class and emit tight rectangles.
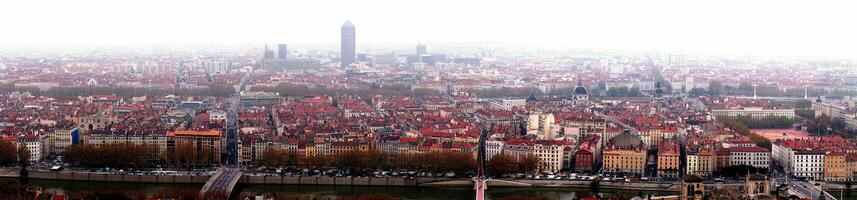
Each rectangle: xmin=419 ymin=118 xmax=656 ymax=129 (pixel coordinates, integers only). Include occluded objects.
xmin=0 ymin=1 xmax=856 ymax=200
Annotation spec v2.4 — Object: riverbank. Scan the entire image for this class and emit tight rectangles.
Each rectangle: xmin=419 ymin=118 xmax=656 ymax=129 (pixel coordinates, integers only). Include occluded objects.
xmin=4 ymin=170 xmax=683 ymax=192
xmin=10 ymin=170 xmax=854 ymax=193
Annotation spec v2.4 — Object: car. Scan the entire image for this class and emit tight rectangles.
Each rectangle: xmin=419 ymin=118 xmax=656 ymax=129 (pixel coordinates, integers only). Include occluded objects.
xmin=602 ymin=177 xmax=610 ymax=181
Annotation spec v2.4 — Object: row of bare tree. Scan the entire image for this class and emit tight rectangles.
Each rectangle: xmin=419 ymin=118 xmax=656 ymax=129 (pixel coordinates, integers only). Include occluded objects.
xmin=258 ymin=149 xmax=476 ymax=174
xmin=64 ymin=143 xmax=217 ymax=168
xmin=0 ymin=141 xmax=30 ymax=167
xmin=64 ymin=144 xmax=150 ymax=168
xmin=486 ymin=153 xmax=539 ymax=176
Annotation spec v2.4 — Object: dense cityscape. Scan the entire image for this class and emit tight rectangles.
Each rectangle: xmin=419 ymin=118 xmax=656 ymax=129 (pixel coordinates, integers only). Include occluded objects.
xmin=3 ymin=3 xmax=857 ymax=200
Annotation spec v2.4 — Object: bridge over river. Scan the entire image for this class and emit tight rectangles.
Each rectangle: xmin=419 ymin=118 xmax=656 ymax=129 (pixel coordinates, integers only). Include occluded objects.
xmin=199 ymin=168 xmax=242 ymax=197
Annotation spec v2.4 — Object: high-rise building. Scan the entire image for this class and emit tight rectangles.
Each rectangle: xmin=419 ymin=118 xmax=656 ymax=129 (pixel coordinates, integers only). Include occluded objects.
xmin=277 ymin=44 xmax=288 ymax=59
xmin=341 ymin=20 xmax=356 ymax=67
xmin=416 ymin=43 xmax=426 ymax=63
xmin=416 ymin=43 xmax=426 ymax=55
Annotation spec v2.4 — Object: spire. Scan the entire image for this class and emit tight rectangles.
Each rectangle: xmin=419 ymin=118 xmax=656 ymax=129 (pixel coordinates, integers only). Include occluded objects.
xmin=342 ymin=20 xmax=354 ymax=27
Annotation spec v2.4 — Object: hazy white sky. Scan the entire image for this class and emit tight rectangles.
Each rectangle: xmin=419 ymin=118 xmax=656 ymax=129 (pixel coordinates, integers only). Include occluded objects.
xmin=1 ymin=0 xmax=856 ymax=57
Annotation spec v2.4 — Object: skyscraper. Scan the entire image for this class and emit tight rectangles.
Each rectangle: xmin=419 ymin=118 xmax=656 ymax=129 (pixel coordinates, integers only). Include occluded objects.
xmin=416 ymin=43 xmax=426 ymax=63
xmin=416 ymin=43 xmax=426 ymax=56
xmin=277 ymin=44 xmax=288 ymax=59
xmin=341 ymin=20 xmax=356 ymax=67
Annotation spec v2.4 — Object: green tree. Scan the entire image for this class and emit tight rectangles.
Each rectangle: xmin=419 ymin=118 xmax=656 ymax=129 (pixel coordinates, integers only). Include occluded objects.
xmin=739 ymin=81 xmax=753 ymax=91
xmin=708 ymin=81 xmax=723 ymax=96
xmin=607 ymin=86 xmax=630 ymax=97
xmin=795 ymin=100 xmax=813 ymax=109
xmin=629 ymin=87 xmax=642 ymax=97
xmin=688 ymin=88 xmax=707 ymax=97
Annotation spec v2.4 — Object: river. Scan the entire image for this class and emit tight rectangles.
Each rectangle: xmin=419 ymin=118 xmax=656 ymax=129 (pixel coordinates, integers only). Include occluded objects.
xmin=12 ymin=178 xmax=857 ymax=200
xmin=14 ymin=178 xmax=676 ymax=200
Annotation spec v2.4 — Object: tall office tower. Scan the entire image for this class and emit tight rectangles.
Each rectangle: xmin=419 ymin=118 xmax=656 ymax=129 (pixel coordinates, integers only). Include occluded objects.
xmin=417 ymin=43 xmax=426 ymax=55
xmin=277 ymin=44 xmax=288 ymax=59
xmin=416 ymin=43 xmax=427 ymax=63
xmin=341 ymin=20 xmax=356 ymax=67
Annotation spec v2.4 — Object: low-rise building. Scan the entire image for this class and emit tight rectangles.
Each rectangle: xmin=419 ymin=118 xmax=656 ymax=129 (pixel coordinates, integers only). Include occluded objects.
xmin=711 ymin=107 xmax=795 ymax=119
xmin=792 ymin=149 xmax=825 ymax=180
xmin=46 ymin=127 xmax=80 ymax=155
xmin=686 ymin=148 xmax=715 ymax=177
xmin=823 ymin=152 xmax=848 ymax=182
xmin=728 ymin=147 xmax=770 ymax=169
xmin=657 ymin=140 xmax=680 ymax=178
xmin=602 ymin=131 xmax=646 ymax=177
xmin=17 ymin=134 xmax=45 ymax=163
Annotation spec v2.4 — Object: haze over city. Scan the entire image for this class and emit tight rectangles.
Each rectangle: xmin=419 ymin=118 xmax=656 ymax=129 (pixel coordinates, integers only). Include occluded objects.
xmin=3 ymin=0 xmax=857 ymax=58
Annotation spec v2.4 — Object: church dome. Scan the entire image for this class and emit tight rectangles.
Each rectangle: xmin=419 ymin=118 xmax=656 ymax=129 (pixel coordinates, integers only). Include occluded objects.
xmin=574 ymin=86 xmax=588 ymax=95
xmin=574 ymin=81 xmax=588 ymax=95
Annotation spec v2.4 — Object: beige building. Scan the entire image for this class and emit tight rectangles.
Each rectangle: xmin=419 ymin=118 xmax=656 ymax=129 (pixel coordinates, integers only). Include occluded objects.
xmin=526 ymin=113 xmax=556 ymax=139
xmin=87 ymin=130 xmax=169 ymax=162
xmin=502 ymin=140 xmax=572 ymax=173
xmin=823 ymin=153 xmax=848 ymax=181
xmin=602 ymin=130 xmax=647 ymax=177
xmin=46 ymin=128 xmax=80 ymax=155
xmin=686 ymin=148 xmax=715 ymax=177
xmin=167 ymin=130 xmax=223 ymax=165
